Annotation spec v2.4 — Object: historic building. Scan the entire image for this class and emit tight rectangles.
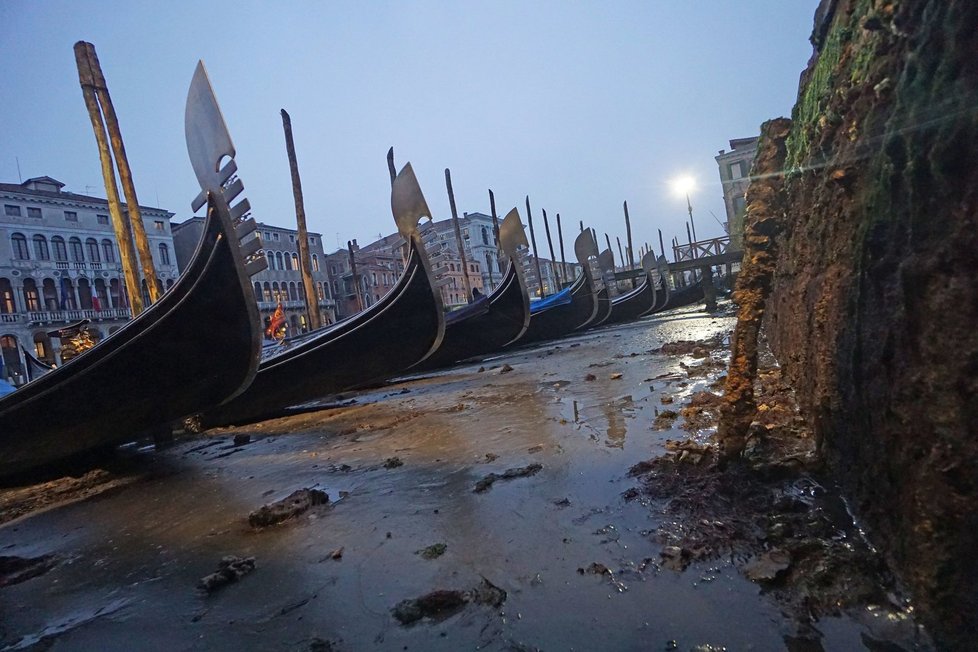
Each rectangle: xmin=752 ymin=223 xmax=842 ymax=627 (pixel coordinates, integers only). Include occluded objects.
xmin=715 ymin=136 xmax=759 ymax=246
xmin=0 ymin=176 xmax=178 ymax=383
xmin=323 ymin=239 xmax=405 ymax=319
xmin=172 ymin=218 xmax=336 ymax=334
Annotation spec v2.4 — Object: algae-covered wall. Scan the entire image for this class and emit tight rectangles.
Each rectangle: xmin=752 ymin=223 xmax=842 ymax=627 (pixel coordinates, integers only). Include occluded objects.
xmin=765 ymin=0 xmax=978 ymax=647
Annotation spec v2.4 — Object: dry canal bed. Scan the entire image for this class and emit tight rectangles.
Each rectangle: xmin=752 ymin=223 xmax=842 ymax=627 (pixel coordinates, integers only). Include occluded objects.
xmin=0 ymin=303 xmax=927 ymax=651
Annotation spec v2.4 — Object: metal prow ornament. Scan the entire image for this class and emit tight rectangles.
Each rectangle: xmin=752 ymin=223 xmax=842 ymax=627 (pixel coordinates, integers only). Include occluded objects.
xmin=184 ymin=60 xmax=266 ymax=277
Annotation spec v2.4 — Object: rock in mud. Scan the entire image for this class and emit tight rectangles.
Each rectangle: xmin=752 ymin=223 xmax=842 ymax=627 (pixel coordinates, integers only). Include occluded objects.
xmin=498 ymin=364 xmax=514 ymax=374
xmin=473 ymin=463 xmax=543 ymax=493
xmin=248 ymin=488 xmax=329 ymax=528
xmin=744 ymin=549 xmax=792 ymax=582
xmin=383 ymin=457 xmax=404 ymax=469
xmin=660 ymin=546 xmax=691 ymax=572
xmin=198 ymin=556 xmax=256 ymax=593
xmin=392 ymin=578 xmax=506 ymax=625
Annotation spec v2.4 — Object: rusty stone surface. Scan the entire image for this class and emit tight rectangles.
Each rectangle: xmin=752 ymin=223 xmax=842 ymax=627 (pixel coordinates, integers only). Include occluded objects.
xmin=717 ymin=118 xmax=791 ymax=462
xmin=763 ymin=1 xmax=978 ymax=647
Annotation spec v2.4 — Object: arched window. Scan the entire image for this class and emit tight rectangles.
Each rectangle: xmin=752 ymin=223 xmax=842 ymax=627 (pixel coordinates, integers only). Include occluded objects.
xmin=263 ymin=282 xmax=272 ymax=302
xmin=78 ymin=278 xmax=93 ymax=310
xmin=284 ymin=253 xmax=293 ymax=271
xmin=109 ymin=279 xmax=121 ymax=309
xmin=271 ymin=282 xmax=280 ymax=302
xmin=32 ymin=235 xmax=49 ymax=261
xmin=69 ymin=237 xmax=84 ymax=262
xmin=317 ymin=283 xmax=325 ymax=300
xmin=42 ymin=278 xmax=58 ymax=310
xmin=253 ymin=282 xmax=262 ymax=301
xmin=266 ymin=251 xmax=275 ymax=270
xmin=11 ymin=233 xmax=29 ymax=260
xmin=0 ymin=278 xmax=14 ymax=313
xmin=22 ymin=279 xmax=40 ymax=311
xmin=275 ymin=252 xmax=284 ymax=270
xmin=332 ymin=280 xmax=339 ymax=295
xmin=86 ymin=238 xmax=100 ymax=262
xmin=291 ymin=253 xmax=299 ymax=271
xmin=52 ymin=236 xmax=68 ymax=261
xmin=94 ymin=278 xmax=109 ymax=309
xmin=482 ymin=227 xmax=489 ymax=245
xmin=485 ymin=252 xmax=494 ymax=275
xmin=61 ymin=278 xmax=77 ymax=309
xmin=140 ymin=279 xmax=150 ymax=307
xmin=289 ymin=282 xmax=298 ymax=301
xmin=101 ymin=239 xmax=115 ymax=263
xmin=158 ymin=243 xmax=170 ymax=265
xmin=312 ymin=254 xmax=320 ymax=272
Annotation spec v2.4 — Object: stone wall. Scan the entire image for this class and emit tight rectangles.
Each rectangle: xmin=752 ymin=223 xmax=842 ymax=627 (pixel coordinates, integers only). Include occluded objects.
xmin=764 ymin=0 xmax=978 ymax=647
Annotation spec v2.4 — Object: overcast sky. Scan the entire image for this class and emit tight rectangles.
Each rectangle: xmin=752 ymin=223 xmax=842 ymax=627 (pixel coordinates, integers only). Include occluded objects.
xmin=1 ymin=1 xmax=816 ymax=257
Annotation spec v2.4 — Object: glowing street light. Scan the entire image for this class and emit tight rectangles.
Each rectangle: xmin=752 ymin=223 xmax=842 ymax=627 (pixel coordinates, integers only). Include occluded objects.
xmin=670 ymin=175 xmax=698 ymax=242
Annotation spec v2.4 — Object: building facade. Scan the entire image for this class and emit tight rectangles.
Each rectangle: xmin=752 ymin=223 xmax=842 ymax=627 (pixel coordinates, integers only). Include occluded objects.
xmin=715 ymin=136 xmax=759 ymax=246
xmin=0 ymin=176 xmax=178 ymax=383
xmin=172 ymin=218 xmax=336 ymax=335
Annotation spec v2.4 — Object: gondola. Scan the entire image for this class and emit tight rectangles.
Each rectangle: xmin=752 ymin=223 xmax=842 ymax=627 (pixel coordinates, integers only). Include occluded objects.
xmin=414 ymin=208 xmax=530 ymax=371
xmin=0 ymin=186 xmax=266 ymax=476
xmin=508 ymin=229 xmax=600 ymax=346
xmin=529 ymin=286 xmax=571 ymax=312
xmin=660 ymin=277 xmax=705 ymax=311
xmin=583 ymin=248 xmax=616 ymax=329
xmin=603 ymin=251 xmax=658 ymax=326
xmin=197 ymin=163 xmax=445 ymax=428
xmin=21 ymin=345 xmax=54 ymax=382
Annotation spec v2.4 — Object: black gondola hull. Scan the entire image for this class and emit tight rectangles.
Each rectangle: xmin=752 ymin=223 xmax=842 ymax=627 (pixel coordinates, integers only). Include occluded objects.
xmin=201 ymin=240 xmax=443 ymax=427
xmin=0 ymin=195 xmax=263 ymax=476
xmin=604 ymin=276 xmax=656 ymax=325
xmin=510 ymin=272 xmax=597 ymax=347
xmin=416 ymin=261 xmax=529 ymax=370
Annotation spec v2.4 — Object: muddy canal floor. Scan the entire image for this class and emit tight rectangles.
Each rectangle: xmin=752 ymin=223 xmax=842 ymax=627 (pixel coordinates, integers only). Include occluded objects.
xmin=0 ymin=304 xmax=931 ymax=651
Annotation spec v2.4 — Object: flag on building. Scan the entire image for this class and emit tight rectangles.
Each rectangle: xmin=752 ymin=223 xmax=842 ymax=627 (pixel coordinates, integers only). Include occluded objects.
xmin=91 ymin=283 xmax=101 ymax=311
xmin=265 ymin=302 xmax=286 ymax=339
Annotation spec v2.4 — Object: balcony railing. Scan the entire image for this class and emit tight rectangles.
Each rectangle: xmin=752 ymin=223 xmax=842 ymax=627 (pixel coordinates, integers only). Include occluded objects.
xmin=27 ymin=308 xmax=132 ymax=324
xmin=1 ymin=313 xmax=21 ymax=324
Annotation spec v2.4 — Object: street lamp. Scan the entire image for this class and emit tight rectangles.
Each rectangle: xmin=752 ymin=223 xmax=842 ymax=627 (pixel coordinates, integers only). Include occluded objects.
xmin=671 ymin=175 xmax=698 ymax=243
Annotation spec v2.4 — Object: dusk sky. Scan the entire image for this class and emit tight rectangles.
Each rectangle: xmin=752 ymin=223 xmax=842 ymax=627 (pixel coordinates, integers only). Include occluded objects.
xmin=1 ymin=1 xmax=817 ymax=257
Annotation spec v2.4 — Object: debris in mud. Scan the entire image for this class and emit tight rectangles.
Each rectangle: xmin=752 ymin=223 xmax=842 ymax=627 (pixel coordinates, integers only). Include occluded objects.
xmin=660 ymin=396 xmax=674 ymax=404
xmin=327 ymin=547 xmax=344 ymax=561
xmin=473 ymin=463 xmax=543 ymax=493
xmin=610 ymin=372 xmax=623 ymax=380
xmin=0 ymin=468 xmax=140 ymax=527
xmin=392 ymin=578 xmax=506 ymax=625
xmin=553 ymin=497 xmax=571 ymax=507
xmin=0 ymin=554 xmax=59 ymax=588
xmin=484 ymin=453 xmax=498 ymax=462
xmin=585 ymin=373 xmax=597 ymax=381
xmin=198 ymin=556 xmax=255 ymax=593
xmin=248 ymin=488 xmax=329 ymax=528
xmin=478 ymin=366 xmax=485 ymax=372
xmin=659 ymin=546 xmax=692 ymax=571
xmin=417 ymin=543 xmax=447 ymax=560
xmin=527 ymin=444 xmax=543 ymax=454
xmin=578 ymin=562 xmax=610 ymax=576
xmin=628 ymin=365 xmax=905 ymax=625
xmin=743 ymin=548 xmax=792 ymax=582
xmin=653 ymin=410 xmax=679 ymax=430
xmin=383 ymin=457 xmax=404 ymax=469
xmin=657 ymin=335 xmax=724 ymax=357
xmin=232 ymin=434 xmax=251 ymax=446
xmin=498 ymin=364 xmax=514 ymax=374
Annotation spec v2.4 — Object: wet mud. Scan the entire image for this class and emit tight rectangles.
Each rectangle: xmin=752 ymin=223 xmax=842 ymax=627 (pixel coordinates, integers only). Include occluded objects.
xmin=0 ymin=303 xmax=930 ymax=650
